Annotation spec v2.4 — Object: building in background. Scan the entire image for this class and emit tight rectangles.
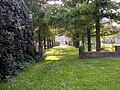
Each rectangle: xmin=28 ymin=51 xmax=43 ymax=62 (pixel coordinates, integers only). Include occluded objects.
xmin=115 ymin=35 xmax=120 ymax=44
xmin=55 ymin=36 xmax=72 ymax=45
xmin=102 ymin=34 xmax=120 ymax=44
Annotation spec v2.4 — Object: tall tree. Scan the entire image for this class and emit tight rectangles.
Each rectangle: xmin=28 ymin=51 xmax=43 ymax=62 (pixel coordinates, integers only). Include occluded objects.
xmin=24 ymin=0 xmax=47 ymax=57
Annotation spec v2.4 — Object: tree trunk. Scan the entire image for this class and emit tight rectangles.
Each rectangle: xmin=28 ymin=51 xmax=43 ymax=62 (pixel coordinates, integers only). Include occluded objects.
xmin=49 ymin=39 xmax=52 ymax=48
xmin=76 ymin=33 xmax=80 ymax=48
xmin=95 ymin=0 xmax=101 ymax=51
xmin=87 ymin=28 xmax=91 ymax=52
xmin=51 ymin=39 xmax=54 ymax=47
xmin=95 ymin=17 xmax=101 ymax=51
xmin=73 ymin=40 xmax=79 ymax=48
xmin=82 ymin=35 xmax=85 ymax=49
xmin=73 ymin=33 xmax=80 ymax=48
xmin=47 ymin=38 xmax=50 ymax=49
xmin=43 ymin=37 xmax=46 ymax=50
xmin=38 ymin=31 xmax=43 ymax=58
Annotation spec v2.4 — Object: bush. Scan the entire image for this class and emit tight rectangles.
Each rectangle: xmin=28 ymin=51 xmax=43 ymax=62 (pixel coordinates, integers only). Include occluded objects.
xmin=34 ymin=55 xmax=46 ymax=62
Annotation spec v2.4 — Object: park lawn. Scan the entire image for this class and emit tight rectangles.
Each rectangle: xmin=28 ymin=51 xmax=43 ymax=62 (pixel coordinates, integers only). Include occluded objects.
xmin=88 ymin=44 xmax=120 ymax=52
xmin=101 ymin=44 xmax=120 ymax=52
xmin=0 ymin=45 xmax=120 ymax=90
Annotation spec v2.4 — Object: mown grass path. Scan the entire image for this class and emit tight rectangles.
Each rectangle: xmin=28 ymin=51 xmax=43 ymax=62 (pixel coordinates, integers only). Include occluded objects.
xmin=0 ymin=45 xmax=120 ymax=90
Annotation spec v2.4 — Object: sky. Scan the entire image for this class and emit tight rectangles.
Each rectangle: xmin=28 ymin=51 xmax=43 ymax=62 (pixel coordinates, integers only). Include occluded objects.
xmin=47 ymin=0 xmax=62 ymax=5
xmin=111 ymin=0 xmax=120 ymax=3
xmin=47 ymin=0 xmax=120 ymax=4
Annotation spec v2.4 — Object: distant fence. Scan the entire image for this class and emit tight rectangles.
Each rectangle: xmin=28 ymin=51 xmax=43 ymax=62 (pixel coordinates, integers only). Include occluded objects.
xmin=79 ymin=46 xmax=120 ymax=58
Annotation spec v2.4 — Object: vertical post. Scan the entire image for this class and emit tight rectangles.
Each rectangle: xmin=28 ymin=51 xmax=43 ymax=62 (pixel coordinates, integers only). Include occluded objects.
xmin=87 ymin=28 xmax=91 ymax=52
xmin=115 ymin=46 xmax=120 ymax=53
xmin=79 ymin=46 xmax=84 ymax=58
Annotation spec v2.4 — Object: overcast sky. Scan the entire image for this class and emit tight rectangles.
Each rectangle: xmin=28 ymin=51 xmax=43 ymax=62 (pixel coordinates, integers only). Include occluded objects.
xmin=47 ymin=0 xmax=120 ymax=4
xmin=111 ymin=0 xmax=120 ymax=2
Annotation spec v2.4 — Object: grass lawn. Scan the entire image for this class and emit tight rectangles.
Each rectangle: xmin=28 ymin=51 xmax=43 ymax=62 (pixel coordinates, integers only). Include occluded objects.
xmin=0 ymin=45 xmax=120 ymax=90
xmin=86 ymin=44 xmax=120 ymax=52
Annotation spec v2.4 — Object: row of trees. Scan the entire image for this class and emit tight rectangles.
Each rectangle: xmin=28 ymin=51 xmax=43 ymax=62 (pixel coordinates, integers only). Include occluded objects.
xmin=54 ymin=0 xmax=120 ymax=51
xmin=24 ymin=0 xmax=58 ymax=58
xmin=50 ymin=0 xmax=120 ymax=51
xmin=24 ymin=0 xmax=120 ymax=54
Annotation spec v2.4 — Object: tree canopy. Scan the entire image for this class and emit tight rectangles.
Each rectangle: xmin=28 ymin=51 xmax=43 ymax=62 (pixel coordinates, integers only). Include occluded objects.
xmin=24 ymin=0 xmax=120 ymax=51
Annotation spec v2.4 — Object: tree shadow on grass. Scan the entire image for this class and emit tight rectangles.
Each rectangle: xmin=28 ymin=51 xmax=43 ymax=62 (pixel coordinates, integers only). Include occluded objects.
xmin=43 ymin=46 xmax=79 ymax=66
